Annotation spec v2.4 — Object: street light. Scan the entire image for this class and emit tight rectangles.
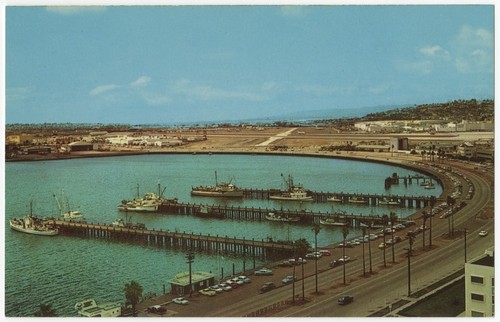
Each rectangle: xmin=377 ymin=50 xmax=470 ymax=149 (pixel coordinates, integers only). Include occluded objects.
xmin=185 ymin=252 xmax=195 ymax=297
xmin=405 ymin=232 xmax=415 ymax=297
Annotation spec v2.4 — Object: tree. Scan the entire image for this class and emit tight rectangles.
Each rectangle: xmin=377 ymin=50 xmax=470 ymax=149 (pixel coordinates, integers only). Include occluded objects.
xmin=342 ymin=225 xmax=349 ymax=285
xmin=124 ymin=280 xmax=143 ymax=317
xmin=312 ymin=223 xmax=321 ymax=294
xmin=294 ymin=238 xmax=309 ymax=301
xmin=34 ymin=303 xmax=58 ymax=317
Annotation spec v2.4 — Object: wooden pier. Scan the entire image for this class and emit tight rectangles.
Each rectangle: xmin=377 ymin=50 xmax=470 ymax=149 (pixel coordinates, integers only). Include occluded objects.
xmin=53 ymin=220 xmax=295 ymax=260
xmin=237 ymin=189 xmax=434 ymax=208
xmin=158 ymin=202 xmax=409 ymax=227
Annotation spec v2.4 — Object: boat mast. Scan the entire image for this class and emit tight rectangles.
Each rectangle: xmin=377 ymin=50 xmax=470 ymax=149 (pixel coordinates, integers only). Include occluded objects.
xmin=215 ymin=171 xmax=218 ymax=186
xmin=53 ymin=193 xmax=63 ymax=216
xmin=136 ymin=184 xmax=140 ymax=199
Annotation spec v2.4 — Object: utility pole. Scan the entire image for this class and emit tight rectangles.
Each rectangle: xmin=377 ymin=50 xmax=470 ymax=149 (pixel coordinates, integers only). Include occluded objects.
xmin=362 ymin=227 xmax=366 ymax=276
xmin=405 ymin=232 xmax=415 ymax=297
xmin=464 ymin=229 xmax=468 ymax=263
xmin=186 ymin=252 xmax=195 ymax=297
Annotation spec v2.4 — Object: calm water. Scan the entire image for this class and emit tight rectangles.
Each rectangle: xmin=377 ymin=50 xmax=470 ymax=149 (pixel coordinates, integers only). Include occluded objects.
xmin=5 ymin=154 xmax=441 ymax=316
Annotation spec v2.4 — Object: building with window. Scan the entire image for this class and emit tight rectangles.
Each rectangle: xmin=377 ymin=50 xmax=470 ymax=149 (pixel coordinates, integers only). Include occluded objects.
xmin=169 ymin=271 xmax=215 ymax=296
xmin=465 ymin=247 xmax=494 ymax=317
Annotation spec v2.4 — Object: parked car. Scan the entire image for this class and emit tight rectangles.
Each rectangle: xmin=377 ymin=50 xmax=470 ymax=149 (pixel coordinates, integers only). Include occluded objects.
xmin=378 ymin=242 xmax=386 ymax=249
xmin=338 ymin=255 xmax=351 ymax=263
xmin=282 ymin=275 xmax=298 ymax=284
xmin=305 ymin=252 xmax=322 ymax=259
xmin=254 ymin=268 xmax=273 ymax=276
xmin=338 ymin=295 xmax=354 ymax=305
xmin=479 ymin=230 xmax=488 ymax=237
xmin=209 ymin=285 xmax=223 ymax=293
xmin=147 ymin=305 xmax=167 ymax=314
xmin=260 ymin=282 xmax=276 ymax=293
xmin=329 ymin=260 xmax=339 ymax=268
xmin=338 ymin=242 xmax=353 ymax=248
xmin=172 ymin=297 xmax=189 ymax=305
xmin=219 ymin=283 xmax=232 ymax=291
xmin=319 ymin=249 xmax=331 ymax=256
xmin=279 ymin=260 xmax=293 ymax=267
xmin=238 ymin=276 xmax=252 ymax=283
xmin=199 ymin=288 xmax=216 ymax=296
xmin=230 ymin=278 xmax=244 ymax=285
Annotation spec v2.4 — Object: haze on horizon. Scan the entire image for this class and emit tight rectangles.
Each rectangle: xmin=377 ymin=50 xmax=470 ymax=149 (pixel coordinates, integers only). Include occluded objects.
xmin=5 ymin=5 xmax=494 ymax=124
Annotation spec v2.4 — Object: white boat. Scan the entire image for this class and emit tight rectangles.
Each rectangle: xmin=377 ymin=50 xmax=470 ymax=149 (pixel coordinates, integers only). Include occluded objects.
xmin=269 ymin=174 xmax=313 ymax=202
xmin=191 ymin=171 xmax=244 ymax=197
xmin=327 ymin=195 xmax=343 ymax=202
xmin=419 ymin=181 xmax=431 ymax=187
xmin=348 ymin=196 xmax=368 ymax=204
xmin=319 ymin=217 xmax=348 ymax=226
xmin=75 ymin=299 xmax=121 ymax=317
xmin=424 ymin=183 xmax=436 ymax=189
xmin=10 ymin=202 xmax=59 ymax=236
xmin=265 ymin=212 xmax=301 ymax=222
xmin=118 ymin=183 xmax=173 ymax=212
xmin=53 ymin=191 xmax=84 ymax=220
xmin=379 ymin=198 xmax=400 ymax=206
xmin=195 ymin=206 xmax=225 ymax=219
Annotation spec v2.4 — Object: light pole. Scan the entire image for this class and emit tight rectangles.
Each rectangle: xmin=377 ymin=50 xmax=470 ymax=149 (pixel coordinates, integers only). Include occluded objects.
xmin=312 ymin=223 xmax=321 ymax=293
xmin=464 ymin=229 xmax=468 ymax=263
xmin=368 ymin=223 xmax=373 ymax=274
xmin=362 ymin=227 xmax=366 ymax=276
xmin=186 ymin=252 xmax=195 ymax=297
xmin=342 ymin=225 xmax=349 ymax=284
xmin=405 ymin=232 xmax=415 ymax=297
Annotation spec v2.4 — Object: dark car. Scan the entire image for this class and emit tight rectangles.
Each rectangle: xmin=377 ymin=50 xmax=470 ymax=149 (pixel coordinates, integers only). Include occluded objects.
xmin=260 ymin=282 xmax=276 ymax=293
xmin=338 ymin=295 xmax=354 ymax=305
xmin=147 ymin=305 xmax=167 ymax=314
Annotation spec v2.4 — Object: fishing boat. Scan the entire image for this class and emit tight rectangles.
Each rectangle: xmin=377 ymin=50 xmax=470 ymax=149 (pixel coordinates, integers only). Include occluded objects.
xmin=53 ymin=191 xmax=84 ymax=220
xmin=348 ymin=196 xmax=368 ymax=204
xmin=265 ymin=212 xmax=301 ymax=222
xmin=118 ymin=182 xmax=174 ymax=212
xmin=112 ymin=213 xmax=146 ymax=230
xmin=319 ymin=217 xmax=348 ymax=226
xmin=419 ymin=181 xmax=431 ymax=187
xmin=424 ymin=183 xmax=436 ymax=189
xmin=191 ymin=171 xmax=244 ymax=198
xmin=269 ymin=174 xmax=313 ymax=202
xmin=10 ymin=202 xmax=59 ymax=236
xmin=327 ymin=195 xmax=343 ymax=203
xmin=195 ymin=206 xmax=225 ymax=219
xmin=379 ymin=198 xmax=400 ymax=206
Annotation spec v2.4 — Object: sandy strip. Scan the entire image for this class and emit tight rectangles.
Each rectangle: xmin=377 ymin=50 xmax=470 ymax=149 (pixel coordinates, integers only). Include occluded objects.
xmin=255 ymin=128 xmax=298 ymax=147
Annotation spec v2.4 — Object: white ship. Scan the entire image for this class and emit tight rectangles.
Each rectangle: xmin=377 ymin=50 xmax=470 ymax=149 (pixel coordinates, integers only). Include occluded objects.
xmin=191 ymin=171 xmax=244 ymax=197
xmin=269 ymin=174 xmax=313 ymax=202
xmin=265 ymin=212 xmax=301 ymax=222
xmin=10 ymin=202 xmax=59 ymax=236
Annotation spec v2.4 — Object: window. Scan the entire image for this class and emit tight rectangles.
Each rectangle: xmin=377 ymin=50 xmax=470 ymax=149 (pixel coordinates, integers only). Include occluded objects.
xmin=471 ymin=311 xmax=484 ymax=317
xmin=471 ymin=293 xmax=484 ymax=301
xmin=471 ymin=276 xmax=484 ymax=284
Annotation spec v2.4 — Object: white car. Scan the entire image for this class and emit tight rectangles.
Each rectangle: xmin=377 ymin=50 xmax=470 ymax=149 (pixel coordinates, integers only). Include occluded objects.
xmin=478 ymin=230 xmax=488 ymax=237
xmin=172 ymin=297 xmax=189 ymax=305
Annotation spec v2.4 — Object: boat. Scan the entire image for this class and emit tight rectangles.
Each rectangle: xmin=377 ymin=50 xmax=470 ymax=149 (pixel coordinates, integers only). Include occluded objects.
xmin=112 ymin=217 xmax=146 ymax=230
xmin=118 ymin=182 xmax=175 ymax=212
xmin=191 ymin=171 xmax=244 ymax=198
xmin=419 ymin=181 xmax=431 ymax=187
xmin=379 ymin=198 xmax=400 ymax=206
xmin=10 ymin=202 xmax=59 ymax=236
xmin=53 ymin=191 xmax=84 ymax=220
xmin=75 ymin=299 xmax=122 ymax=317
xmin=327 ymin=195 xmax=343 ymax=202
xmin=319 ymin=217 xmax=348 ymax=226
xmin=268 ymin=174 xmax=313 ymax=202
xmin=348 ymin=196 xmax=368 ymax=204
xmin=424 ymin=183 xmax=436 ymax=189
xmin=265 ymin=212 xmax=301 ymax=222
xmin=195 ymin=206 xmax=225 ymax=219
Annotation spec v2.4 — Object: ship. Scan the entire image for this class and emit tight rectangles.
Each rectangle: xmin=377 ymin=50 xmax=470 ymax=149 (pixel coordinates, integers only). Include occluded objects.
xmin=327 ymin=195 xmax=343 ymax=202
xmin=319 ymin=217 xmax=348 ymax=226
xmin=348 ymin=196 xmax=368 ymax=204
xmin=191 ymin=171 xmax=244 ymax=198
xmin=265 ymin=212 xmax=301 ymax=222
xmin=53 ymin=191 xmax=85 ymax=220
xmin=118 ymin=182 xmax=177 ymax=213
xmin=268 ymin=174 xmax=313 ymax=202
xmin=10 ymin=201 xmax=59 ymax=236
xmin=195 ymin=206 xmax=225 ymax=219
xmin=379 ymin=197 xmax=400 ymax=206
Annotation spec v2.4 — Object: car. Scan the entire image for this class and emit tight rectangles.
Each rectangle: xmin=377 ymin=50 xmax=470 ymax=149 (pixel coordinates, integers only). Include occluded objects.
xmin=479 ymin=230 xmax=488 ymax=237
xmin=230 ymin=278 xmax=244 ymax=285
xmin=219 ymin=283 xmax=232 ymax=291
xmin=172 ymin=297 xmax=189 ymax=305
xmin=238 ymin=276 xmax=252 ymax=283
xmin=296 ymin=257 xmax=307 ymax=264
xmin=338 ymin=242 xmax=354 ymax=248
xmin=319 ymin=249 xmax=331 ymax=256
xmin=254 ymin=268 xmax=273 ymax=276
xmin=282 ymin=275 xmax=298 ymax=284
xmin=378 ymin=242 xmax=386 ymax=249
xmin=338 ymin=255 xmax=350 ymax=263
xmin=338 ymin=295 xmax=354 ymax=305
xmin=279 ymin=260 xmax=294 ymax=267
xmin=260 ymin=282 xmax=276 ymax=293
xmin=329 ymin=260 xmax=339 ymax=267
xmin=147 ymin=305 xmax=167 ymax=314
xmin=305 ymin=252 xmax=322 ymax=259
xmin=199 ymin=288 xmax=217 ymax=296
xmin=209 ymin=285 xmax=223 ymax=293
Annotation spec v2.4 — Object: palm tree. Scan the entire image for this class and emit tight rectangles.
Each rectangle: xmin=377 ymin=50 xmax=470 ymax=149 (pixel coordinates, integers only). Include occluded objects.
xmin=389 ymin=212 xmax=398 ymax=263
xmin=312 ymin=223 xmax=321 ymax=293
xmin=124 ymin=280 xmax=143 ymax=317
xmin=294 ymin=238 xmax=309 ymax=301
xmin=342 ymin=225 xmax=349 ymax=284
xmin=34 ymin=303 xmax=58 ymax=317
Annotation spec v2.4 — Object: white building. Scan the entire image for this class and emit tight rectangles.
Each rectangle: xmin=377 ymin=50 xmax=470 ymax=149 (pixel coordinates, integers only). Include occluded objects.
xmin=464 ymin=248 xmax=494 ymax=317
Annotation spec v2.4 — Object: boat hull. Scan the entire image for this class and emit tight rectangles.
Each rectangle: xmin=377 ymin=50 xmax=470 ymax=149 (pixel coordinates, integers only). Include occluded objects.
xmin=269 ymin=195 xmax=313 ymax=202
xmin=265 ymin=213 xmax=301 ymax=222
xmin=319 ymin=219 xmax=348 ymax=226
xmin=191 ymin=190 xmax=244 ymax=198
xmin=10 ymin=223 xmax=59 ymax=236
xmin=117 ymin=205 xmax=158 ymax=212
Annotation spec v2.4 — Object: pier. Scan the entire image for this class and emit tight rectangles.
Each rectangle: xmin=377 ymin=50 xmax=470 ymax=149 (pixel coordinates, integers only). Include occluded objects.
xmin=238 ymin=189 xmax=435 ymax=208
xmin=158 ymin=202 xmax=409 ymax=227
xmin=53 ymin=220 xmax=294 ymax=260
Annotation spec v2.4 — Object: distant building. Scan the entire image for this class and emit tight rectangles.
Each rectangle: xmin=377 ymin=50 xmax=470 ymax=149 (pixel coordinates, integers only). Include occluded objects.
xmin=456 ymin=121 xmax=494 ymax=132
xmin=457 ymin=142 xmax=475 ymax=159
xmin=464 ymin=248 xmax=494 ymax=317
xmin=68 ymin=142 xmax=94 ymax=152
xmin=169 ymin=271 xmax=215 ymax=296
xmin=26 ymin=146 xmax=51 ymax=155
xmin=390 ymin=137 xmax=409 ymax=151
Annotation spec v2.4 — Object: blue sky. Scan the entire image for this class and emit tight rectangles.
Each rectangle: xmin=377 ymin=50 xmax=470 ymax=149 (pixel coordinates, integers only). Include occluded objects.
xmin=5 ymin=5 xmax=494 ymax=124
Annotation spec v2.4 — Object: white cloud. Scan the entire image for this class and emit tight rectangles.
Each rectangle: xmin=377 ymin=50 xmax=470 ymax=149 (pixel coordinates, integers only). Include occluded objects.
xmin=45 ymin=6 xmax=106 ymax=15
xmin=451 ymin=25 xmax=493 ymax=74
xmin=89 ymin=84 xmax=120 ymax=96
xmin=131 ymin=76 xmax=151 ymax=88
xmin=171 ymin=79 xmax=265 ymax=101
xmin=454 ymin=25 xmax=493 ymax=48
xmin=419 ymin=45 xmax=450 ymax=59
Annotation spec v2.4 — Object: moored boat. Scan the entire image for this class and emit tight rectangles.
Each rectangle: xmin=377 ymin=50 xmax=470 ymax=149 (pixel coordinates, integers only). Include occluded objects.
xmin=118 ymin=182 xmax=175 ymax=212
xmin=265 ymin=212 xmax=301 ymax=222
xmin=379 ymin=198 xmax=400 ymax=206
xmin=195 ymin=206 xmax=225 ymax=219
xmin=10 ymin=202 xmax=59 ymax=236
xmin=319 ymin=217 xmax=348 ymax=226
xmin=269 ymin=174 xmax=313 ymax=202
xmin=424 ymin=183 xmax=436 ymax=189
xmin=348 ymin=196 xmax=368 ymax=204
xmin=191 ymin=171 xmax=244 ymax=198
xmin=53 ymin=191 xmax=85 ymax=220
xmin=327 ymin=195 xmax=343 ymax=202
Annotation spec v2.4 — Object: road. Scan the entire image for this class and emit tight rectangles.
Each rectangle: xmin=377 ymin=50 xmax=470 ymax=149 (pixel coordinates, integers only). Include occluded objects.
xmin=204 ymin=157 xmax=493 ymax=317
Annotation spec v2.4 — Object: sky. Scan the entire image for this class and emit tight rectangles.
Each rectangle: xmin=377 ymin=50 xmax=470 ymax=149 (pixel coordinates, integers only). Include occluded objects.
xmin=4 ymin=4 xmax=495 ymax=124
